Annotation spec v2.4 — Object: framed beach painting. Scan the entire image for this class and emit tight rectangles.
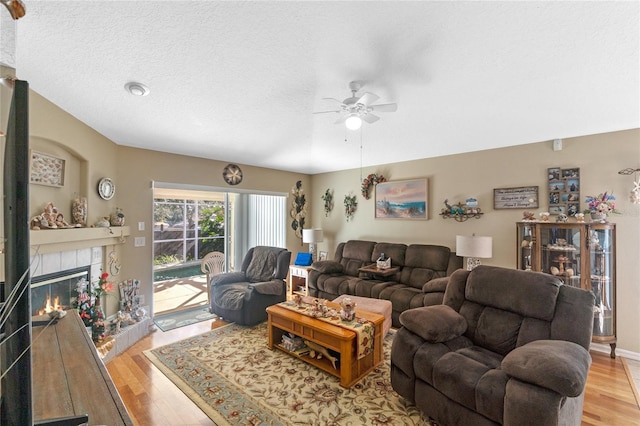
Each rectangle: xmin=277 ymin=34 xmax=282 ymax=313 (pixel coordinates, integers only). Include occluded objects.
xmin=375 ymin=178 xmax=428 ymax=219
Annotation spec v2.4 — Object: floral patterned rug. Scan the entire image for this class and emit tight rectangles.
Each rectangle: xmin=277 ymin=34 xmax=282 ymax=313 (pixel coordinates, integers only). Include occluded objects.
xmin=144 ymin=322 xmax=431 ymax=425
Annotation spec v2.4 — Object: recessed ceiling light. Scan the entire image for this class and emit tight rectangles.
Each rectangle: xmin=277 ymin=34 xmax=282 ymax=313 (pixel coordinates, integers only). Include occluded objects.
xmin=124 ymin=82 xmax=150 ymax=97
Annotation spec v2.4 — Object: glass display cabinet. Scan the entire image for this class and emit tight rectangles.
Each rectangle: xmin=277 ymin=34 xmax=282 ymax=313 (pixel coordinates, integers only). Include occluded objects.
xmin=516 ymin=221 xmax=616 ymax=358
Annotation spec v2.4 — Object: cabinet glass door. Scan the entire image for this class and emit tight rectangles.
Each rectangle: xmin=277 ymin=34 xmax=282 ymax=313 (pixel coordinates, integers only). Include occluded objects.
xmin=589 ymin=227 xmax=615 ymax=338
xmin=539 ymin=225 xmax=582 ymax=288
xmin=516 ymin=223 xmax=534 ymax=271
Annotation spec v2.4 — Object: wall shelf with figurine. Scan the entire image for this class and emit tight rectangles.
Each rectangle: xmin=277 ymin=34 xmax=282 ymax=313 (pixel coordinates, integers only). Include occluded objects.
xmin=439 ymin=199 xmax=483 ymax=222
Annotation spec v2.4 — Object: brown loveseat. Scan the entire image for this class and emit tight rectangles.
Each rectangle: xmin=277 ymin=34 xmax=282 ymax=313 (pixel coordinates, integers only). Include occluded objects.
xmin=391 ymin=266 xmax=595 ymax=426
xmin=307 ymin=240 xmax=462 ymax=327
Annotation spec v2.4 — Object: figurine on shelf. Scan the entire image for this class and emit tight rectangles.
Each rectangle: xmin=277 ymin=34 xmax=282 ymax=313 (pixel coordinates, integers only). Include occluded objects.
xmin=575 ymin=212 xmax=585 ymax=222
xmin=114 ymin=310 xmax=133 ymax=333
xmin=339 ymin=297 xmax=356 ymax=321
xmin=55 ymin=213 xmax=70 ymax=228
xmin=556 ymin=213 xmax=568 ymax=223
xmin=304 ymin=340 xmax=338 ymax=369
xmin=94 ymin=217 xmax=110 ymax=228
xmin=110 ymin=207 xmax=125 ymax=226
xmin=522 ymin=211 xmax=535 ymax=221
xmin=539 ymin=212 xmax=550 ymax=222
xmin=30 ymin=202 xmax=79 ymax=230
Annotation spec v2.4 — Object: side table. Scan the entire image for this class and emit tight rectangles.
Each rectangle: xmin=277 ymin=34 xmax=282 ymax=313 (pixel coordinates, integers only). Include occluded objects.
xmin=288 ymin=265 xmax=310 ymax=299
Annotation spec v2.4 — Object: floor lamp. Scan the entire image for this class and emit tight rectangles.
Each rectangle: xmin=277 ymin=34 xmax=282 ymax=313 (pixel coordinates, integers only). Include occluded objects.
xmin=303 ymin=228 xmax=324 ymax=262
xmin=456 ymin=234 xmax=493 ymax=270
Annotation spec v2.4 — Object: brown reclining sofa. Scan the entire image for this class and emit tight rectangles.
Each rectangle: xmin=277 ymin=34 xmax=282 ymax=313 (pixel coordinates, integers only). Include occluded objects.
xmin=307 ymin=240 xmax=462 ymax=327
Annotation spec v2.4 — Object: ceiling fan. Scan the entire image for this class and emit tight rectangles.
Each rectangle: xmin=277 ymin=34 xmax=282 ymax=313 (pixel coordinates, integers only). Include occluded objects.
xmin=314 ymin=81 xmax=398 ymax=130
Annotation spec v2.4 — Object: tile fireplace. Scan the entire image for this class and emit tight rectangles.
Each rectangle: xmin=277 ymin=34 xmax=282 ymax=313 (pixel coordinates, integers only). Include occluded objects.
xmin=30 ymin=265 xmax=91 ymax=316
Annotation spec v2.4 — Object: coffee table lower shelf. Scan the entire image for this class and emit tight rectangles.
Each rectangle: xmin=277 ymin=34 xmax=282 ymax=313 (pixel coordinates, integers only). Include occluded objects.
xmin=266 ymin=303 xmax=383 ymax=388
xmin=274 ymin=343 xmax=340 ymax=379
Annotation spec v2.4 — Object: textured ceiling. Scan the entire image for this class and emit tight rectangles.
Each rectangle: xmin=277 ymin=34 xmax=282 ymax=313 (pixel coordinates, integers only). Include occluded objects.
xmin=13 ymin=1 xmax=640 ymax=174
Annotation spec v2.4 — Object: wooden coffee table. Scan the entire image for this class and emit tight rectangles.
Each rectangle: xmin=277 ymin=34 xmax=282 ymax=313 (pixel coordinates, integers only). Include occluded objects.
xmin=266 ymin=302 xmax=384 ymax=388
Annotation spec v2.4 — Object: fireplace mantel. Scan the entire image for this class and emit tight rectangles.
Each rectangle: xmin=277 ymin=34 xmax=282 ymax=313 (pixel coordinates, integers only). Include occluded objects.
xmin=30 ymin=226 xmax=130 ymax=254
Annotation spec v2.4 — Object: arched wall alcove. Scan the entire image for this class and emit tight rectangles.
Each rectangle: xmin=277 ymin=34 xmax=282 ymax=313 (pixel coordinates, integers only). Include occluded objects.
xmin=29 ymin=136 xmax=89 ymax=221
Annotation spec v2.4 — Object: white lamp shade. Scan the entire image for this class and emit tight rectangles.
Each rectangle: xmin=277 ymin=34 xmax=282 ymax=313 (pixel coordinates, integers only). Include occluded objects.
xmin=456 ymin=235 xmax=493 ymax=259
xmin=345 ymin=115 xmax=362 ymax=130
xmin=302 ymin=228 xmax=324 ymax=244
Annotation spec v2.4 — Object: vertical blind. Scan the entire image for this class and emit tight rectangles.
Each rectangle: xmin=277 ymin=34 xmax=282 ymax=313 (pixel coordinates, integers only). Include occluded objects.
xmin=247 ymin=194 xmax=286 ymax=248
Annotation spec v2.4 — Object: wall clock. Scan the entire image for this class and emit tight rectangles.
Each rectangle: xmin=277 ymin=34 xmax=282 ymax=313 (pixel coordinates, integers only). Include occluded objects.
xmin=98 ymin=177 xmax=115 ymax=200
xmin=223 ymin=163 xmax=243 ymax=185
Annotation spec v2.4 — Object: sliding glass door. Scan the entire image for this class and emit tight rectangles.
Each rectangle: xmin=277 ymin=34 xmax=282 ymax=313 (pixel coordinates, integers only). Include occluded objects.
xmin=151 ymin=183 xmax=286 ymax=313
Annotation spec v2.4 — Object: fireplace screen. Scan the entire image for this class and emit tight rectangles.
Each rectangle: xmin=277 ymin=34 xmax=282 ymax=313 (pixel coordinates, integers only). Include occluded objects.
xmin=31 ymin=266 xmax=91 ymax=316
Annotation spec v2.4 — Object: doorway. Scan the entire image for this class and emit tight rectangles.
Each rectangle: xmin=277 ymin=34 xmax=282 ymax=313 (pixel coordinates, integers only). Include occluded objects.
xmin=152 ymin=184 xmax=286 ymax=316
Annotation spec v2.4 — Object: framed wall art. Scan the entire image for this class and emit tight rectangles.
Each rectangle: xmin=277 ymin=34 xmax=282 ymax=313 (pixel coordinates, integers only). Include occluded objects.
xmin=375 ymin=178 xmax=428 ymax=219
xmin=493 ymin=186 xmax=539 ymax=209
xmin=29 ymin=150 xmax=65 ymax=187
xmin=548 ymin=167 xmax=580 ymax=216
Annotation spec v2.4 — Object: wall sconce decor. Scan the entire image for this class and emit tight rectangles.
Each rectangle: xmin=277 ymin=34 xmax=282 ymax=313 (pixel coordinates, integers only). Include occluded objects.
xmin=618 ymin=168 xmax=640 ymax=204
xmin=440 ymin=198 xmax=483 ymax=222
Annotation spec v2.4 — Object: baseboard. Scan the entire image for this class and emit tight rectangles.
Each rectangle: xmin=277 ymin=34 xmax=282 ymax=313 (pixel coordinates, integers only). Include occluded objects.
xmin=590 ymin=342 xmax=640 ymax=361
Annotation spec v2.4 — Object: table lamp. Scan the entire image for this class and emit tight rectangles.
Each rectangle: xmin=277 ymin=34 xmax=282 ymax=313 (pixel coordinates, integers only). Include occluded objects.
xmin=302 ymin=228 xmax=324 ymax=262
xmin=456 ymin=234 xmax=493 ymax=270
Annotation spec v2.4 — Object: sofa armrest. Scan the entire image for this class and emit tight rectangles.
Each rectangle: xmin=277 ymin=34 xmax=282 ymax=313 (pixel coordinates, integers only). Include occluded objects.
xmin=248 ymin=279 xmax=284 ymax=296
xmin=210 ymin=272 xmax=246 ymax=286
xmin=399 ymin=305 xmax=467 ymax=343
xmin=502 ymin=340 xmax=591 ymax=397
xmin=310 ymin=260 xmax=344 ymax=274
xmin=423 ymin=276 xmax=448 ymax=293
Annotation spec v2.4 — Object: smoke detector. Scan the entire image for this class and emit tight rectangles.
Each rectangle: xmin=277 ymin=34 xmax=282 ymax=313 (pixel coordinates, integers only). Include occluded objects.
xmin=124 ymin=82 xmax=150 ymax=97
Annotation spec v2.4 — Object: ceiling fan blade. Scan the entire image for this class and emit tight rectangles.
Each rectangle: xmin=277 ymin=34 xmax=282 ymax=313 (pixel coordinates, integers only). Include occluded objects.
xmin=356 ymin=92 xmax=379 ymax=106
xmin=334 ymin=116 xmax=347 ymax=125
xmin=369 ymin=103 xmax=397 ymax=112
xmin=362 ymin=113 xmax=380 ymax=124
xmin=313 ymin=110 xmax=341 ymax=115
xmin=321 ymin=97 xmax=344 ymax=104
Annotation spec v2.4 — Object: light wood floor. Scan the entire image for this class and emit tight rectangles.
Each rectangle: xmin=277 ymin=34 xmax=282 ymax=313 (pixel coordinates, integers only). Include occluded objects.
xmin=107 ymin=319 xmax=640 ymax=426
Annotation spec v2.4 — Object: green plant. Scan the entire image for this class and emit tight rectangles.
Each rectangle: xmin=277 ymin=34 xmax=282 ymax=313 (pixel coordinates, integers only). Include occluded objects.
xmin=199 ymin=204 xmax=226 ymax=254
xmin=154 ymin=254 xmax=181 ymax=265
xmin=321 ymin=188 xmax=334 ymax=216
xmin=344 ymin=194 xmax=357 ymax=221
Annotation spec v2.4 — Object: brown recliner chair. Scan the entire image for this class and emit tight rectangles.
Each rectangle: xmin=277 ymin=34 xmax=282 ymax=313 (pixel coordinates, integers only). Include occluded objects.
xmin=209 ymin=246 xmax=291 ymax=325
xmin=391 ymin=265 xmax=595 ymax=426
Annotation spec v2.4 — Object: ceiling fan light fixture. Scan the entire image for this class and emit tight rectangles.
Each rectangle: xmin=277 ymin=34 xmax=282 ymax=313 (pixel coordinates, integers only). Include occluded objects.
xmin=345 ymin=114 xmax=362 ymax=130
xmin=124 ymin=81 xmax=150 ymax=97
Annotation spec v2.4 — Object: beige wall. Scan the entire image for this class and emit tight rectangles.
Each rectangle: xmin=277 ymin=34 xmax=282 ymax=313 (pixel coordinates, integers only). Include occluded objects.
xmin=5 ymin=85 xmax=639 ymax=355
xmin=29 ymin=91 xmax=119 ymax=223
xmin=115 ymin=146 xmax=310 ymax=312
xmin=309 ymin=129 xmax=640 ymax=354
xmin=19 ymin=89 xmax=310 ymax=319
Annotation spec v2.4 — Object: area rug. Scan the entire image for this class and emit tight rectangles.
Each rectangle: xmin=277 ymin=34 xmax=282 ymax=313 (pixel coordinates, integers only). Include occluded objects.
xmin=153 ymin=306 xmax=218 ymax=331
xmin=144 ymin=322 xmax=430 ymax=425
